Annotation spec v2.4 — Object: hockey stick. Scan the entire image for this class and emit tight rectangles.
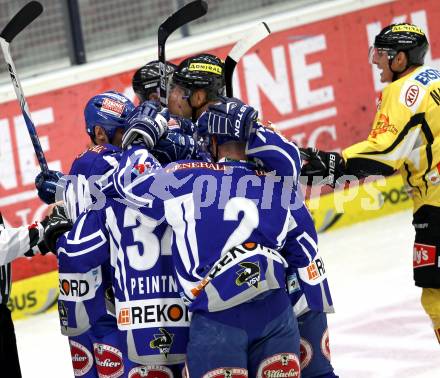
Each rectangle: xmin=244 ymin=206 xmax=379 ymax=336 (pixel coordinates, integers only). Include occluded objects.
xmin=224 ymin=22 xmax=271 ymax=97
xmin=158 ymin=0 xmax=208 ymax=107
xmin=0 ymin=1 xmax=48 ymax=173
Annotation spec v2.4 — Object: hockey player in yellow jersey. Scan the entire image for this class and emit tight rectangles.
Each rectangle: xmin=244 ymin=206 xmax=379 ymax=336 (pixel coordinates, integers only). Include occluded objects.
xmin=300 ymin=23 xmax=440 ymax=344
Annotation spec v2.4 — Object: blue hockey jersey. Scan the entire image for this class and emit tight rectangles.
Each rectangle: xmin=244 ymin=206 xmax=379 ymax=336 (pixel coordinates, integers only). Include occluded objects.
xmin=64 ymin=143 xmax=121 ymax=222
xmin=246 ymin=123 xmax=334 ymax=315
xmin=58 ymin=143 xmax=122 ymax=338
xmin=110 ymin=142 xmax=315 ymax=313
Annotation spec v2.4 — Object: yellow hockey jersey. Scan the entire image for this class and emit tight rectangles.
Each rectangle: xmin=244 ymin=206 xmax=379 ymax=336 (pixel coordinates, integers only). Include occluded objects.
xmin=342 ymin=65 xmax=440 ymax=212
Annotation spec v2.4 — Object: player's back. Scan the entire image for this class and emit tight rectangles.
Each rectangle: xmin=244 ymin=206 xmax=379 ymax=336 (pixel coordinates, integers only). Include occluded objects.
xmin=65 ymin=143 xmax=121 ymax=221
xmin=160 ymin=160 xmax=296 ymax=312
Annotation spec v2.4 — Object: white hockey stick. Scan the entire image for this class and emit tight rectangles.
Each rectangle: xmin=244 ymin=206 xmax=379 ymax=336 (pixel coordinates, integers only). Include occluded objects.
xmin=224 ymin=22 xmax=271 ymax=97
xmin=0 ymin=1 xmax=48 ymax=173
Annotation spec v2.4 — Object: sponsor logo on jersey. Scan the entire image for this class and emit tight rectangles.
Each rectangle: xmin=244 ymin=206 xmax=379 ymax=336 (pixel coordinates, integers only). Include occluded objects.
xmin=116 ymin=297 xmax=189 ymax=329
xmin=58 ymin=300 xmax=68 ymax=329
xmin=165 ymin=161 xmax=226 ymax=173
xmin=306 ymin=257 xmax=325 ymax=281
xmin=128 ymin=365 xmax=173 ymax=378
xmin=202 ymin=368 xmax=248 ymax=378
xmin=101 ymin=98 xmax=125 ymax=117
xmin=190 ymin=244 xmax=285 ymax=298
xmin=93 ymin=343 xmax=124 ymax=378
xmin=413 ymin=243 xmax=436 ymax=268
xmin=425 ymin=163 xmax=440 ymax=185
xmin=235 ymin=261 xmax=260 ymax=288
xmin=69 ymin=340 xmax=93 ymax=376
xmin=321 ymin=328 xmax=331 ymax=361
xmin=404 ymin=85 xmax=420 ymax=107
xmin=58 ymin=267 xmax=102 ymax=302
xmin=414 ymin=68 xmax=440 ymax=86
xmin=299 ymin=338 xmax=313 ymax=370
xmin=149 ymin=327 xmax=174 ymax=357
xmin=257 ymin=353 xmax=300 ymax=377
xmin=287 ymin=273 xmax=300 ymax=294
xmin=369 ymin=114 xmax=398 ymax=138
xmin=76 ymin=145 xmax=107 ymax=159
xmin=133 ymin=162 xmax=153 ymax=175
xmin=189 ymin=62 xmax=222 ymax=75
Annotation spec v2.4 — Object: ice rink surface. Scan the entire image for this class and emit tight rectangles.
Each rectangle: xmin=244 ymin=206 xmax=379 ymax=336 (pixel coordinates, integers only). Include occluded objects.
xmin=14 ymin=210 xmax=440 ymax=377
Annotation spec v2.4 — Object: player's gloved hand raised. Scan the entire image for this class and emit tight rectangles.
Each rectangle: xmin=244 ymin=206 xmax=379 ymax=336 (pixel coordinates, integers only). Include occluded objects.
xmin=197 ymin=96 xmax=258 ymax=142
xmin=35 ymin=170 xmax=65 ymax=204
xmin=43 ymin=205 xmax=72 ymax=252
xmin=300 ymin=147 xmax=344 ymax=187
xmin=122 ymin=106 xmax=169 ymax=150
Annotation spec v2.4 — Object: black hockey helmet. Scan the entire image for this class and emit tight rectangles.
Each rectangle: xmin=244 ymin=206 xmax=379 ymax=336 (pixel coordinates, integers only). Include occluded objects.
xmin=132 ymin=60 xmax=177 ymax=102
xmin=171 ymin=53 xmax=225 ymax=101
xmin=373 ymin=23 xmax=428 ymax=66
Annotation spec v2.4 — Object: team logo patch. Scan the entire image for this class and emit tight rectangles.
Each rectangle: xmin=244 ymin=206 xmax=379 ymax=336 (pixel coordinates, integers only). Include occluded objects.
xmin=132 ymin=162 xmax=152 ymax=175
xmin=425 ymin=163 xmax=440 ymax=185
xmin=300 ymin=338 xmax=313 ymax=370
xmin=287 ymin=273 xmax=300 ymax=294
xmin=321 ymin=328 xmax=331 ymax=361
xmin=235 ymin=261 xmax=260 ymax=288
xmin=405 ymin=85 xmax=420 ymax=107
xmin=202 ymin=368 xmax=248 ymax=378
xmin=128 ymin=366 xmax=173 ymax=378
xmin=257 ymin=353 xmax=300 ymax=377
xmin=69 ymin=340 xmax=93 ymax=376
xmin=149 ymin=328 xmax=174 ymax=357
xmin=369 ymin=114 xmax=398 ymax=138
xmin=93 ymin=343 xmax=124 ymax=378
xmin=413 ymin=243 xmax=436 ymax=269
xmin=101 ymin=98 xmax=125 ymax=117
xmin=58 ymin=301 xmax=68 ymax=329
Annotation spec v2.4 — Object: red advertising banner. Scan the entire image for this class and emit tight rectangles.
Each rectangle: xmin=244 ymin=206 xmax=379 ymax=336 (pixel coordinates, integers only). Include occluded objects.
xmin=1 ymin=0 xmax=439 ymax=280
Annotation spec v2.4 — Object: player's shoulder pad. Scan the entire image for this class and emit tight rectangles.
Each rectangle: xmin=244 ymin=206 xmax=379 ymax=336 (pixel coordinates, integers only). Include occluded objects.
xmin=70 ymin=144 xmax=121 ymax=176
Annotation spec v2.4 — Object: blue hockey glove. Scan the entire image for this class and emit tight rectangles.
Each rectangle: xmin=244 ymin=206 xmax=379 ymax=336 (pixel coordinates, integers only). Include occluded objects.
xmin=197 ymin=96 xmax=258 ymax=142
xmin=151 ymin=130 xmax=196 ymax=164
xmin=35 ymin=170 xmax=65 ymax=204
xmin=122 ymin=108 xmax=169 ymax=150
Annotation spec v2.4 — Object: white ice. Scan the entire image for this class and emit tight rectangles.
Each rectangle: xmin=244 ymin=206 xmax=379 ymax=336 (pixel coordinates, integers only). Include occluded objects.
xmin=14 ymin=210 xmax=440 ymax=377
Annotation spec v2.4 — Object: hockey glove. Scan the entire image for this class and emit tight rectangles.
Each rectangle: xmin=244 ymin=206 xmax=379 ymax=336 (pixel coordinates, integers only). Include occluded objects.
xmin=43 ymin=205 xmax=73 ymax=253
xmin=197 ymin=96 xmax=258 ymax=142
xmin=35 ymin=170 xmax=65 ymax=204
xmin=151 ymin=130 xmax=196 ymax=165
xmin=122 ymin=107 xmax=169 ymax=150
xmin=300 ymin=147 xmax=344 ymax=187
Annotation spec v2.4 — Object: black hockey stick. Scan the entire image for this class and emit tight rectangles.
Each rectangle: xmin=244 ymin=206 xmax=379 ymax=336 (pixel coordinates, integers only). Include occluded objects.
xmin=0 ymin=1 xmax=48 ymax=173
xmin=224 ymin=22 xmax=271 ymax=97
xmin=158 ymin=0 xmax=208 ymax=107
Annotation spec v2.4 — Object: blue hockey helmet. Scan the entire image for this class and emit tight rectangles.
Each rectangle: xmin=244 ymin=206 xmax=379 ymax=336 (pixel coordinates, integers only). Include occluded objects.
xmin=84 ymin=91 xmax=135 ymax=142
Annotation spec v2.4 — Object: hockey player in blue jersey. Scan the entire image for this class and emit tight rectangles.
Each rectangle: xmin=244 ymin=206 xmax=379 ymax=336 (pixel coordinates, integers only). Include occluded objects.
xmin=95 ymin=97 xmax=313 ymax=377
xmin=164 ymin=53 xmax=338 ymax=377
xmin=45 ymin=101 xmax=306 ymax=376
xmin=37 ymin=91 xmax=195 ymax=376
xmin=59 ymin=90 xmax=136 ymax=378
